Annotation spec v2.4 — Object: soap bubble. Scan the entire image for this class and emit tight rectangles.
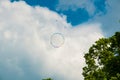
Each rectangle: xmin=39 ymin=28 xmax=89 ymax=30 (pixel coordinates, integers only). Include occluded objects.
xmin=50 ymin=33 xmax=65 ymax=48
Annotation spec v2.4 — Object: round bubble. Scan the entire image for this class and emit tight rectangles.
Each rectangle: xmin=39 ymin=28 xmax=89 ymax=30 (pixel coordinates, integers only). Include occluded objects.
xmin=50 ymin=33 xmax=65 ymax=48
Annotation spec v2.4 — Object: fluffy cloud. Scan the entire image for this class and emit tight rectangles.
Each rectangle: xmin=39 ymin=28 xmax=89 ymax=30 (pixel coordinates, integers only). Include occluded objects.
xmin=56 ymin=0 xmax=107 ymax=16
xmin=91 ymin=0 xmax=120 ymax=37
xmin=0 ymin=0 xmax=103 ymax=80
xmin=56 ymin=0 xmax=95 ymax=15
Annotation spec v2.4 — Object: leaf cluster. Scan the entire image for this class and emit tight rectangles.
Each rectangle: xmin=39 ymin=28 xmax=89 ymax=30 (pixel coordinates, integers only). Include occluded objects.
xmin=83 ymin=32 xmax=120 ymax=80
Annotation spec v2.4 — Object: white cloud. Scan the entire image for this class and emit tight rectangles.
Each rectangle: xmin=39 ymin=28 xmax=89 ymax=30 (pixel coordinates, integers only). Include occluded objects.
xmin=91 ymin=0 xmax=120 ymax=36
xmin=56 ymin=0 xmax=96 ymax=15
xmin=0 ymin=0 xmax=103 ymax=80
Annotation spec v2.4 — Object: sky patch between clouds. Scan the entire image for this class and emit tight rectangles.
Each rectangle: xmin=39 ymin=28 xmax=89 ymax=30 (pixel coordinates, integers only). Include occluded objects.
xmin=0 ymin=0 xmax=103 ymax=80
xmin=11 ymin=0 xmax=107 ymax=25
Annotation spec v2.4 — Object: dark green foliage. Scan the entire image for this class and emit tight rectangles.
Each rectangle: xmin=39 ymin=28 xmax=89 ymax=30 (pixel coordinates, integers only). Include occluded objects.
xmin=83 ymin=32 xmax=120 ymax=80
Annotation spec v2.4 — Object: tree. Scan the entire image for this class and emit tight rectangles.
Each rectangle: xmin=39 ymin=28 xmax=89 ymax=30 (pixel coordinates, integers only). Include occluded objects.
xmin=83 ymin=32 xmax=120 ymax=80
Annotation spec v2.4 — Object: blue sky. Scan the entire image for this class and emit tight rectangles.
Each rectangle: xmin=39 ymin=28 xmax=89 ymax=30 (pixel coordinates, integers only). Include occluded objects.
xmin=11 ymin=0 xmax=107 ymax=26
xmin=11 ymin=0 xmax=120 ymax=37
xmin=0 ymin=0 xmax=120 ymax=80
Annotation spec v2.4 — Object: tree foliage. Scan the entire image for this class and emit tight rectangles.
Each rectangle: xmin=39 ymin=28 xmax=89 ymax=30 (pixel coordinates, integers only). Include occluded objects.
xmin=83 ymin=32 xmax=120 ymax=80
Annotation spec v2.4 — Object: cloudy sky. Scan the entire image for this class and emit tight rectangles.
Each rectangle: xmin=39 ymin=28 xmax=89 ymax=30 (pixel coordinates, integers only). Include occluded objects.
xmin=0 ymin=0 xmax=120 ymax=80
